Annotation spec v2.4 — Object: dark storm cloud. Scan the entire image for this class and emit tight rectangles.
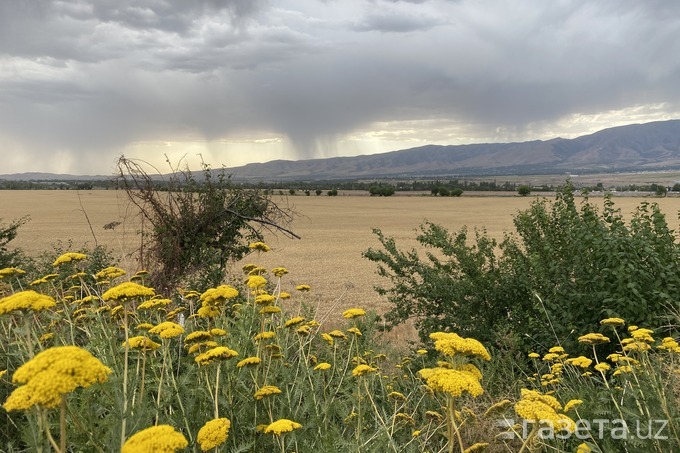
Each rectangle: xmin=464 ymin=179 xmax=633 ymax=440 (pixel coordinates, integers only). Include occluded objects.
xmin=1 ymin=0 xmax=680 ymax=173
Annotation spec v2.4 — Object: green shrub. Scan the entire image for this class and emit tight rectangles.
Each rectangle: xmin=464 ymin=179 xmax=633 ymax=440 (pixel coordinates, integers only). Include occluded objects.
xmin=364 ymin=183 xmax=680 ymax=352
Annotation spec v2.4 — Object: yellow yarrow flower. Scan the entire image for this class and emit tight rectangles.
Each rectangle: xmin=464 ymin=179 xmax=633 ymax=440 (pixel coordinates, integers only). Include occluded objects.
xmin=3 ymin=346 xmax=111 ymax=411
xmin=255 ymin=294 xmax=276 ymax=305
xmin=284 ymin=316 xmax=305 ymax=328
xmin=295 ymin=284 xmax=311 ymax=292
xmin=149 ymin=322 xmax=185 ymax=339
xmin=197 ymin=305 xmax=220 ymax=318
xmin=210 ymin=328 xmax=227 ymax=337
xmin=429 ymin=332 xmax=491 ymax=361
xmin=347 ymin=327 xmax=362 ymax=336
xmin=568 ymin=356 xmax=593 ymax=369
xmin=352 ymin=364 xmax=378 ymax=377
xmin=264 ymin=419 xmax=302 ymax=435
xmin=564 ymin=399 xmax=583 ymax=413
xmin=246 ymin=275 xmax=267 ymax=289
xmin=196 ymin=418 xmax=230 ymax=451
xmin=200 ymin=285 xmax=239 ymax=304
xmin=342 ymin=308 xmax=366 ymax=319
xmin=121 ymin=425 xmax=188 ymax=453
xmin=249 ymin=241 xmax=271 ymax=252
xmin=236 ymin=357 xmax=261 ymax=368
xmin=124 ymin=336 xmax=161 ymax=351
xmin=600 ymin=317 xmax=625 ymax=327
xmin=254 ymin=385 xmax=282 ymax=400
xmin=94 ymin=266 xmax=127 ymax=281
xmin=271 ymin=267 xmax=288 ymax=277
xmin=418 ymin=367 xmax=484 ymax=398
xmin=327 ymin=329 xmax=347 ymax=339
xmin=52 ymin=252 xmax=87 ymax=266
xmin=576 ymin=443 xmax=592 ymax=453
xmin=514 ymin=389 xmax=575 ymax=432
xmin=185 ymin=331 xmax=212 ymax=343
xmin=314 ymin=362 xmax=331 ymax=371
xmin=137 ymin=298 xmax=172 ymax=310
xmin=102 ymin=282 xmax=155 ymax=302
xmin=578 ymin=333 xmax=611 ymax=345
xmin=0 ymin=290 xmax=56 ymax=315
xmin=253 ymin=331 xmax=276 ymax=341
xmin=594 ymin=362 xmax=611 ymax=372
xmin=195 ymin=346 xmax=239 ymax=365
xmin=0 ymin=267 xmax=26 ymax=278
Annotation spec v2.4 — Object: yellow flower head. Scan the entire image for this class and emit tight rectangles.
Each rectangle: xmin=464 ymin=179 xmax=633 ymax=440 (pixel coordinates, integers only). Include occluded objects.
xmin=149 ymin=322 xmax=185 ymax=339
xmin=271 ymin=267 xmax=288 ymax=277
xmin=594 ymin=363 xmax=611 ymax=373
xmin=342 ymin=308 xmax=366 ymax=319
xmin=52 ymin=252 xmax=88 ymax=266
xmin=253 ymin=331 xmax=276 ymax=341
xmin=295 ymin=284 xmax=311 ymax=292
xmin=429 ymin=332 xmax=491 ymax=361
xmin=548 ymin=346 xmax=565 ymax=354
xmin=347 ymin=327 xmax=362 ymax=336
xmin=564 ymin=399 xmax=583 ymax=413
xmin=285 ymin=316 xmax=305 ymax=327
xmin=630 ymin=328 xmax=655 ymax=343
xmin=3 ymin=346 xmax=111 ymax=411
xmin=264 ymin=419 xmax=302 ymax=435
xmin=102 ymin=282 xmax=155 ymax=302
xmin=197 ymin=418 xmax=230 ymax=451
xmin=121 ymin=425 xmax=188 ymax=453
xmin=578 ymin=333 xmax=610 ymax=345
xmin=280 ymin=292 xmax=291 ymax=299
xmin=0 ymin=290 xmax=56 ymax=315
xmin=195 ymin=346 xmax=239 ymax=365
xmin=236 ymin=357 xmax=261 ymax=368
xmin=246 ymin=275 xmax=267 ymax=289
xmin=197 ymin=305 xmax=220 ymax=318
xmin=200 ymin=285 xmax=239 ymax=304
xmin=352 ymin=364 xmax=378 ymax=377
xmin=255 ymin=294 xmax=276 ymax=305
xmin=314 ymin=362 xmax=331 ymax=371
xmin=576 ymin=443 xmax=592 ymax=453
xmin=327 ymin=330 xmax=347 ymax=339
xmin=514 ymin=389 xmax=574 ymax=432
xmin=185 ymin=331 xmax=212 ymax=343
xmin=418 ymin=367 xmax=484 ymax=398
xmin=600 ymin=317 xmax=625 ymax=327
xmin=94 ymin=266 xmax=127 ymax=281
xmin=124 ymin=336 xmax=161 ymax=351
xmin=528 ymin=352 xmax=540 ymax=358
xmin=210 ymin=328 xmax=227 ymax=337
xmin=249 ymin=241 xmax=271 ymax=252
xmin=0 ymin=267 xmax=26 ymax=279
xmin=137 ymin=298 xmax=172 ymax=310
xmin=568 ymin=356 xmax=593 ymax=369
xmin=254 ymin=385 xmax=282 ymax=400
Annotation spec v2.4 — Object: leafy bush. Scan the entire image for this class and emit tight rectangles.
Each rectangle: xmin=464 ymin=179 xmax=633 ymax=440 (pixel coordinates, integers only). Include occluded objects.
xmin=364 ymin=183 xmax=680 ymax=352
xmin=0 ymin=216 xmax=29 ymax=269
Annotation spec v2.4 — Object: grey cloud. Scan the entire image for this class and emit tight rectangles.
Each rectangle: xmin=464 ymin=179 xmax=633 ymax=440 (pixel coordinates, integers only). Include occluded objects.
xmin=1 ymin=0 xmax=680 ymax=173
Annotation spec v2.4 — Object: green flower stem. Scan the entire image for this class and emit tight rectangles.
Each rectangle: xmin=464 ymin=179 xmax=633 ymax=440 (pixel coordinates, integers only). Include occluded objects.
xmin=59 ymin=395 xmax=67 ymax=453
xmin=121 ymin=308 xmax=130 ymax=446
xmin=446 ymin=396 xmax=465 ymax=453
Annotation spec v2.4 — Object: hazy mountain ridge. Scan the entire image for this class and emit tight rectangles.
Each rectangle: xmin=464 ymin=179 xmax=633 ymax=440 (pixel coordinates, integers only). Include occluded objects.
xmin=3 ymin=120 xmax=680 ymax=181
xmin=223 ymin=119 xmax=680 ymax=180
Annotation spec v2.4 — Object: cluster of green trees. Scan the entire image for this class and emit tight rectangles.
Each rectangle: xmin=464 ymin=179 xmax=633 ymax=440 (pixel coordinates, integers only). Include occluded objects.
xmin=364 ymin=183 xmax=680 ymax=353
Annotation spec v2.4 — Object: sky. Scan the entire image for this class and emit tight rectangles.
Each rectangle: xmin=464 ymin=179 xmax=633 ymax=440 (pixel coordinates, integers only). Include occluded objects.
xmin=1 ymin=0 xmax=680 ymax=176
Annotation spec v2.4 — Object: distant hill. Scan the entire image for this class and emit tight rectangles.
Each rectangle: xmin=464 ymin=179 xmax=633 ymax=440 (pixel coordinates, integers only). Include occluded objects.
xmin=3 ymin=120 xmax=680 ymax=182
xmin=223 ymin=119 xmax=680 ymax=180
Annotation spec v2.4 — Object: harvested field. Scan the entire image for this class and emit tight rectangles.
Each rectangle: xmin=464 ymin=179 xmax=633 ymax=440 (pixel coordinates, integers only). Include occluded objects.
xmin=4 ymin=190 xmax=680 ymax=340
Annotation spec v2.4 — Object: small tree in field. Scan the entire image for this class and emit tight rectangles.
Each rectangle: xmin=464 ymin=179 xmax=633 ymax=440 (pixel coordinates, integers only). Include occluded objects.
xmin=517 ymin=185 xmax=531 ymax=196
xmin=116 ymin=156 xmax=298 ymax=292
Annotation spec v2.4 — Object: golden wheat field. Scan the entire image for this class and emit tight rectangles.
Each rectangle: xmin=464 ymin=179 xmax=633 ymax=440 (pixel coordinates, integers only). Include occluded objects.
xmin=4 ymin=189 xmax=680 ymax=340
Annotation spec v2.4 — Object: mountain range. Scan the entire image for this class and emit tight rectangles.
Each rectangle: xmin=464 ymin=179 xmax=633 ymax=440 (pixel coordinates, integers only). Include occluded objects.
xmin=224 ymin=119 xmax=680 ymax=181
xmin=2 ymin=119 xmax=680 ymax=181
